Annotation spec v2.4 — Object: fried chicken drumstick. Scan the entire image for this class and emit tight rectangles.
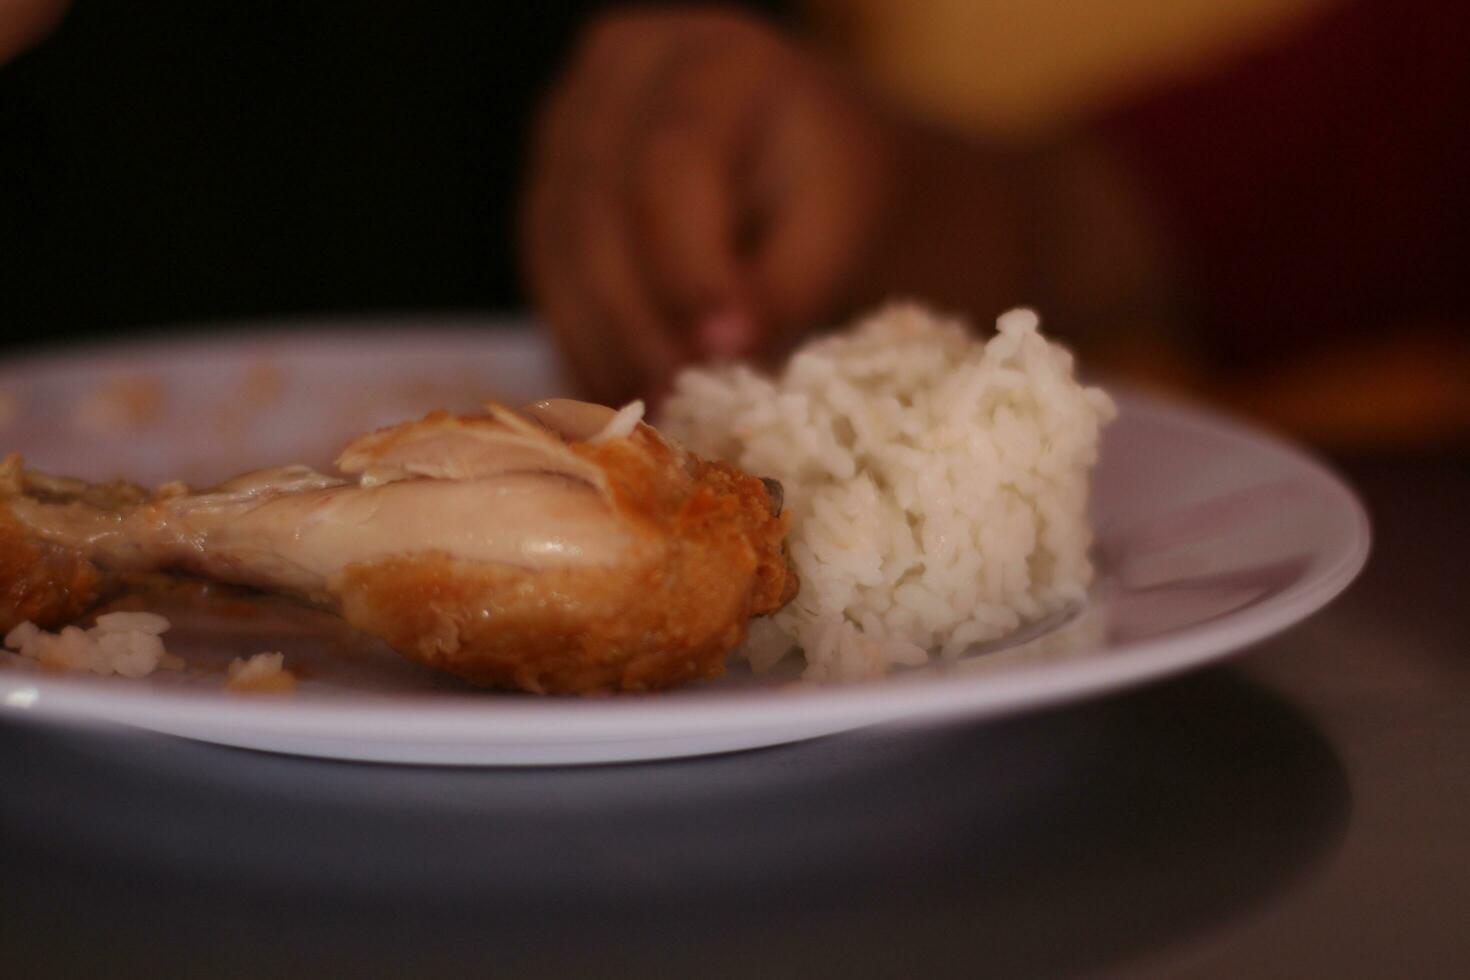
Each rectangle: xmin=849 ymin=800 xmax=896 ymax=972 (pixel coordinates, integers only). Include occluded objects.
xmin=0 ymin=400 xmax=794 ymax=693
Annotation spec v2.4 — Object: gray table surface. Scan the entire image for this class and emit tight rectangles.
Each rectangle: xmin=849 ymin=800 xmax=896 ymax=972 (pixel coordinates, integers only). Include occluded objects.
xmin=1 ymin=452 xmax=1465 ymax=979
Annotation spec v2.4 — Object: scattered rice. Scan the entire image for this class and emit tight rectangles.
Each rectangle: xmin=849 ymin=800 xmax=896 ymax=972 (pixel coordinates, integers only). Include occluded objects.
xmin=3 ymin=611 xmax=182 ymax=678
xmin=225 ymin=651 xmax=296 ymax=693
xmin=660 ymin=303 xmax=1115 ymax=681
xmin=3 ymin=613 xmax=298 ymax=693
xmin=589 ymin=399 xmax=646 ymax=443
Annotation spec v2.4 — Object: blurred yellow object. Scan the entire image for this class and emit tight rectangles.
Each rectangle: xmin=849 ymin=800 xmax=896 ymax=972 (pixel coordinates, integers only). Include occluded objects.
xmin=809 ymin=0 xmax=1470 ymax=449
xmin=808 ymin=0 xmax=1335 ymax=137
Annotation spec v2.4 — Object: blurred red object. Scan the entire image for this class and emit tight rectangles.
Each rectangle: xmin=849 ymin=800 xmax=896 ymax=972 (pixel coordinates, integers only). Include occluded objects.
xmin=1098 ymin=0 xmax=1470 ymax=446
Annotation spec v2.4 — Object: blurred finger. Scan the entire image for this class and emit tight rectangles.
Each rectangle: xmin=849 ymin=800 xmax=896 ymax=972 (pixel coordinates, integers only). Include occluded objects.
xmin=522 ymin=174 xmax=628 ymax=398
xmin=574 ymin=188 xmax=685 ymax=401
xmin=750 ymin=87 xmax=891 ymax=337
xmin=628 ymin=47 xmax=781 ymax=357
xmin=521 ymin=73 xmax=629 ymax=397
xmin=634 ymin=128 xmax=746 ymax=334
xmin=522 ymin=14 xmax=686 ymax=400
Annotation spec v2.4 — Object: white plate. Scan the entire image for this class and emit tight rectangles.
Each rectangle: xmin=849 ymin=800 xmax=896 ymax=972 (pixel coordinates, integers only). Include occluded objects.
xmin=0 ymin=322 xmax=1369 ymax=765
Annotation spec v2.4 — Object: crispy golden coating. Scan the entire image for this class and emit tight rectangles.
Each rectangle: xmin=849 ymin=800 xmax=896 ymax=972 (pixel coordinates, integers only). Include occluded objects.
xmin=0 ymin=456 xmax=143 ymax=634
xmin=0 ymin=510 xmax=107 ymax=635
xmin=334 ymin=429 xmax=793 ymax=693
xmin=0 ymin=407 xmax=795 ymax=694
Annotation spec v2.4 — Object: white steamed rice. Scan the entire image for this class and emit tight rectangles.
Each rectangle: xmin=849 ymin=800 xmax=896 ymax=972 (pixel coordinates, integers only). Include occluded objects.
xmin=3 ymin=611 xmax=177 ymax=678
xmin=660 ymin=303 xmax=1115 ymax=681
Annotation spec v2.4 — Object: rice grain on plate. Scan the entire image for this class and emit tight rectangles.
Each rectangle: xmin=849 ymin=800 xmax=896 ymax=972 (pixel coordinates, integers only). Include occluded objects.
xmin=3 ymin=611 xmax=180 ymax=678
xmin=226 ymin=651 xmax=297 ymax=693
xmin=660 ymin=304 xmax=1114 ymax=681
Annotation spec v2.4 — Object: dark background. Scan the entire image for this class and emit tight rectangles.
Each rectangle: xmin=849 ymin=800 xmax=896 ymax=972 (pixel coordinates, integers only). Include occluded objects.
xmin=0 ymin=0 xmax=784 ymax=349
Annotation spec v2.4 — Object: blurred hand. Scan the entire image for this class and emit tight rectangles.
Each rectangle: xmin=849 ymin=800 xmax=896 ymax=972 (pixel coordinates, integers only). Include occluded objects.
xmin=0 ymin=0 xmax=69 ymax=64
xmin=520 ymin=9 xmax=900 ymax=404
